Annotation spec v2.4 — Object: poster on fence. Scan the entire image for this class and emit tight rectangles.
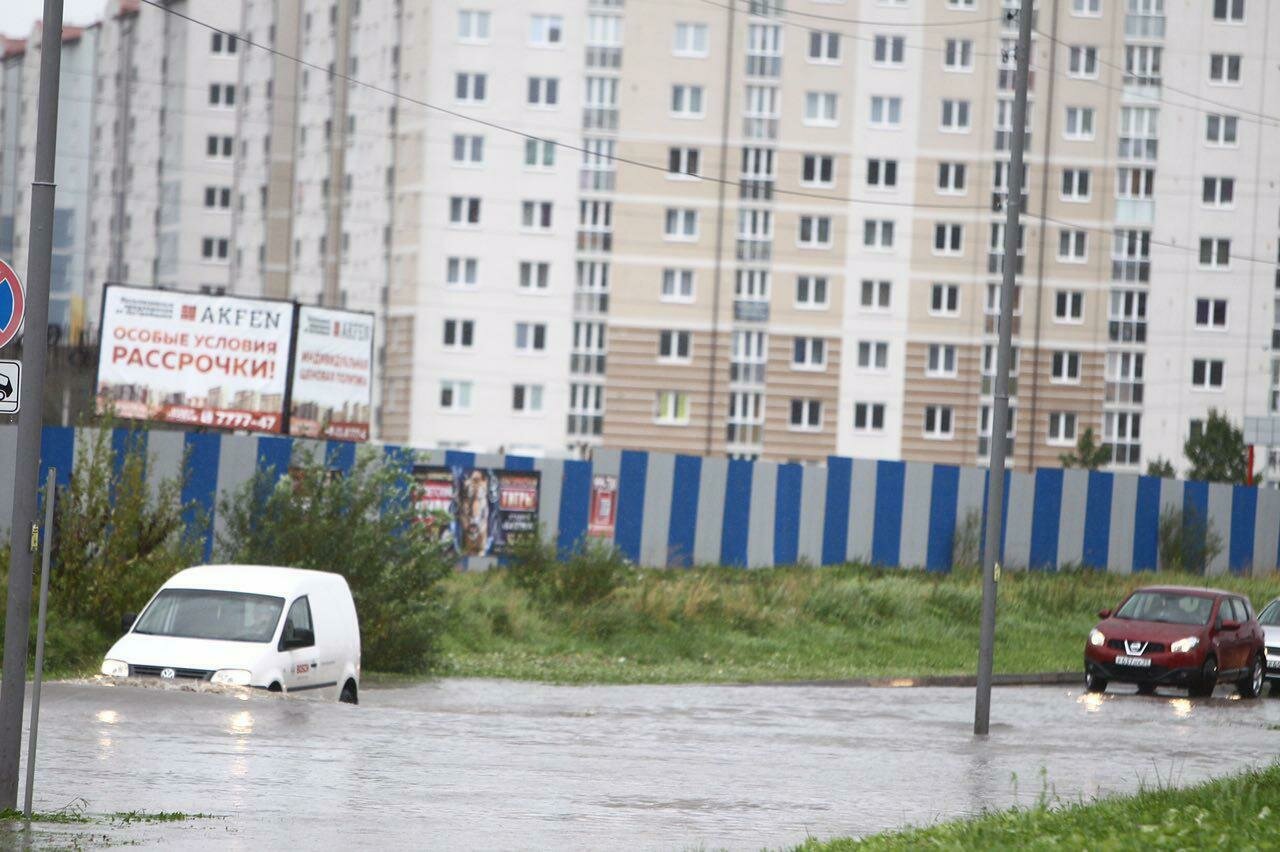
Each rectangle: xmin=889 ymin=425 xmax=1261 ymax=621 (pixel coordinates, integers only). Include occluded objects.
xmin=588 ymin=474 xmax=618 ymax=538
xmin=413 ymin=465 xmax=541 ymax=556
xmin=288 ymin=305 xmax=375 ymax=442
xmin=95 ymin=285 xmax=292 ymax=432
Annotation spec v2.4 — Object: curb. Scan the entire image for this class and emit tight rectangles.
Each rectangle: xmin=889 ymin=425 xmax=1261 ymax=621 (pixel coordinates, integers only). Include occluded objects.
xmin=732 ymin=672 xmax=1082 ymax=689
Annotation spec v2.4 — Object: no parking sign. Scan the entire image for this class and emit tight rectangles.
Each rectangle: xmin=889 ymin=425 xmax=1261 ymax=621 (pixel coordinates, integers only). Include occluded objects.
xmin=0 ymin=257 xmax=24 ymax=348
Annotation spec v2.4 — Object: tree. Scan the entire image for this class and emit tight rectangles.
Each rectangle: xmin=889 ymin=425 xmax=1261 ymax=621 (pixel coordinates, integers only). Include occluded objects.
xmin=1059 ymin=427 xmax=1111 ymax=470
xmin=1184 ymin=409 xmax=1258 ymax=484
xmin=1145 ymin=457 xmax=1176 ymax=478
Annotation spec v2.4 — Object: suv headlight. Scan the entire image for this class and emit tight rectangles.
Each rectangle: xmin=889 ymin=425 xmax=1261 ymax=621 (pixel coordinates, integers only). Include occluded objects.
xmin=1170 ymin=637 xmax=1199 ymax=654
xmin=101 ymin=659 xmax=129 ymax=678
xmin=1089 ymin=629 xmax=1106 ymax=647
xmin=211 ymin=669 xmax=252 ymax=687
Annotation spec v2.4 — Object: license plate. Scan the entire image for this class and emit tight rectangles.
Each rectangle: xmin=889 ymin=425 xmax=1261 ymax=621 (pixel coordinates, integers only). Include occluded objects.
xmin=1114 ymin=655 xmax=1152 ymax=668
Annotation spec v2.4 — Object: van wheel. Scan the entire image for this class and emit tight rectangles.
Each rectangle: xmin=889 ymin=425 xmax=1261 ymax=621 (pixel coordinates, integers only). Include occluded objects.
xmin=1238 ymin=654 xmax=1264 ymax=699
xmin=268 ymin=682 xmax=282 ymax=694
xmin=1189 ymin=655 xmax=1217 ymax=698
xmin=339 ymin=680 xmax=358 ymax=705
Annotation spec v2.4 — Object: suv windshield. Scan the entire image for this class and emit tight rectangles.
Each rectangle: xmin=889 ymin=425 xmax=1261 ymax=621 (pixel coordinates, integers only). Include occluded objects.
xmin=133 ymin=589 xmax=286 ymax=642
xmin=1114 ymin=591 xmax=1214 ymax=626
xmin=1260 ymin=602 xmax=1280 ymax=627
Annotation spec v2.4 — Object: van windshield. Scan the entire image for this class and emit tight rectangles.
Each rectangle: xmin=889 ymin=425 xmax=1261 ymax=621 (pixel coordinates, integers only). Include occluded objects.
xmin=133 ymin=589 xmax=286 ymax=642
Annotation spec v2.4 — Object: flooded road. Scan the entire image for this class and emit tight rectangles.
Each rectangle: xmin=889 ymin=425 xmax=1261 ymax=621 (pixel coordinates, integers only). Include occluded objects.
xmin=10 ymin=678 xmax=1280 ymax=849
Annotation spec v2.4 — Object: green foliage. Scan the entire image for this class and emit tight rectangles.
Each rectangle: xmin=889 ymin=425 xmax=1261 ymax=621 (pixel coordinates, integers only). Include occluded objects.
xmin=216 ymin=449 xmax=454 ymax=674
xmin=1058 ymin=427 xmax=1111 ymax=470
xmin=797 ymin=762 xmax=1280 ymax=851
xmin=1184 ymin=409 xmax=1256 ymax=484
xmin=1145 ymin=457 xmax=1176 ymax=478
xmin=1157 ymin=506 xmax=1223 ymax=575
xmin=507 ymin=533 xmax=633 ymax=607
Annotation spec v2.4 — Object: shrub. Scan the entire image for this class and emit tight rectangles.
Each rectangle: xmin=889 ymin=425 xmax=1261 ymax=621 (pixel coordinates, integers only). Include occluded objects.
xmin=1157 ymin=506 xmax=1223 ymax=574
xmin=506 ymin=533 xmax=632 ymax=607
xmin=216 ymin=448 xmax=454 ymax=674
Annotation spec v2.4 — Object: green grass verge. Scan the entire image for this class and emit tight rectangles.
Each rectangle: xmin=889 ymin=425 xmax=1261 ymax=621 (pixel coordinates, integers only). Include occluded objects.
xmin=435 ymin=564 xmax=1280 ymax=684
xmin=797 ymin=762 xmax=1280 ymax=850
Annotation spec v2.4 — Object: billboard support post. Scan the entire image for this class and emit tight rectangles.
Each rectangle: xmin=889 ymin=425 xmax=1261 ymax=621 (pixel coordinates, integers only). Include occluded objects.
xmin=280 ymin=301 xmax=301 ymax=437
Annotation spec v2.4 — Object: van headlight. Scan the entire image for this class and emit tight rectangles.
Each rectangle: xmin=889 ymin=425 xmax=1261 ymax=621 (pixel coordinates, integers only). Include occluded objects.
xmin=211 ymin=669 xmax=252 ymax=687
xmin=1170 ymin=637 xmax=1199 ymax=654
xmin=101 ymin=659 xmax=129 ymax=678
xmin=1089 ymin=629 xmax=1106 ymax=647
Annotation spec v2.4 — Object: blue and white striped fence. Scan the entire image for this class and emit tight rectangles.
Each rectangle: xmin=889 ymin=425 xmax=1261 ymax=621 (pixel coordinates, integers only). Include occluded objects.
xmin=2 ymin=426 xmax=1277 ymax=575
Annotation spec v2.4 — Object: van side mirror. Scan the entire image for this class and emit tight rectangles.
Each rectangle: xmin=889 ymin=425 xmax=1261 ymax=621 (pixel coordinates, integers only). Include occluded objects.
xmin=1097 ymin=609 xmax=1111 ymax=619
xmin=121 ymin=612 xmax=136 ymax=634
xmin=281 ymin=628 xmax=314 ymax=651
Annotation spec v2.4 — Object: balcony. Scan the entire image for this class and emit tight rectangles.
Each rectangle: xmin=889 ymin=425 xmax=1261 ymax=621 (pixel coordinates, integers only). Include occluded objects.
xmin=729 ymin=362 xmax=766 ymax=385
xmin=567 ymin=413 xmax=604 ymax=437
xmin=746 ymin=54 xmax=781 ymax=78
xmin=733 ymin=299 xmax=770 ymax=323
xmin=736 ymin=239 xmax=772 ymax=262
xmin=1111 ymin=259 xmax=1150 ymax=282
xmin=984 ymin=314 xmax=1022 ymax=336
xmin=570 ymin=353 xmax=606 ymax=375
xmin=1125 ymin=14 xmax=1165 ymax=38
xmin=739 ymin=179 xmax=774 ymax=201
xmin=585 ymin=47 xmax=621 ymax=69
xmin=994 ymin=130 xmax=1031 ymax=152
xmin=579 ymin=169 xmax=616 ymax=192
xmin=1105 ymin=381 xmax=1144 ymax=405
xmin=1118 ymin=138 xmax=1158 ymax=161
xmin=743 ymin=117 xmax=779 ymax=140
xmin=726 ymin=423 xmax=764 ymax=445
xmin=574 ymin=292 xmax=609 ymax=314
xmin=577 ymin=231 xmax=613 ymax=253
xmin=1108 ymin=320 xmax=1147 ymax=344
xmin=981 ymin=376 xmax=1019 ymax=396
xmin=583 ymin=108 xmax=618 ymax=131
xmin=987 ymin=253 xmax=1025 ymax=275
xmin=991 ymin=191 xmax=1028 ymax=214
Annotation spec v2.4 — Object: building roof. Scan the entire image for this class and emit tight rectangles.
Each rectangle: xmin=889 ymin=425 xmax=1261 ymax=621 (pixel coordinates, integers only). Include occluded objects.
xmin=2 ymin=38 xmax=26 ymax=59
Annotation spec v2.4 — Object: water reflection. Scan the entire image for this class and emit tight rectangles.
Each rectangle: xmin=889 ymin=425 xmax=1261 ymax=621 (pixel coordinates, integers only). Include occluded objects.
xmin=1078 ymin=692 xmax=1105 ymax=713
xmin=95 ymin=710 xmax=119 ymax=725
xmin=228 ymin=711 xmax=254 ymax=737
xmin=1169 ymin=698 xmax=1192 ymax=719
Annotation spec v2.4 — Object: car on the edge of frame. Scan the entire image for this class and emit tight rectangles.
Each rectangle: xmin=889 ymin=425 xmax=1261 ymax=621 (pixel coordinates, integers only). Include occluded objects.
xmin=1258 ymin=597 xmax=1280 ymax=695
xmin=1084 ymin=586 xmax=1265 ymax=698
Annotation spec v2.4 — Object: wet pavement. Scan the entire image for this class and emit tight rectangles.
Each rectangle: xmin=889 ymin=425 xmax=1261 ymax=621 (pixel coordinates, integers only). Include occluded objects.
xmin=7 ymin=677 xmax=1280 ymax=849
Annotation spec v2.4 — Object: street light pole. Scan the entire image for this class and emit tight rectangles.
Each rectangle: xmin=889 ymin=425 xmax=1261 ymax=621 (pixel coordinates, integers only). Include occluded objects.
xmin=0 ymin=0 xmax=64 ymax=806
xmin=975 ymin=0 xmax=1033 ymax=737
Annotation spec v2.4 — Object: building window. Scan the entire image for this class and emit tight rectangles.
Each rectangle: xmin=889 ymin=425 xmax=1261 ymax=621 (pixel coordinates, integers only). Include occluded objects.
xmin=208 ymin=83 xmax=236 ymax=107
xmin=936 ymin=162 xmax=966 ymax=194
xmin=449 ymin=196 xmax=481 ymax=226
xmin=662 ymin=269 xmax=695 ymax=302
xmin=940 ymin=99 xmax=971 ymax=132
xmin=798 ymin=216 xmax=833 ymax=248
xmin=853 ymin=403 xmax=886 ymax=433
xmin=1192 ymin=358 xmax=1225 ymax=389
xmin=933 ymin=224 xmax=964 ymax=256
xmin=1072 ymin=0 xmax=1101 ymax=16
xmin=457 ymin=10 xmax=490 ymax=42
xmin=452 ymin=134 xmax=484 ymax=164
xmin=796 ymin=276 xmax=829 ymax=309
xmin=671 ymin=85 xmax=705 ymax=117
xmin=1047 ymin=412 xmax=1078 ymax=446
xmin=201 ymin=238 xmax=229 ymax=260
xmin=1199 ymin=237 xmax=1230 ymax=268
xmin=1125 ymin=44 xmax=1162 ymax=85
xmin=948 ymin=0 xmax=977 ymax=7
xmin=512 ymin=384 xmax=544 ymax=413
xmin=863 ymin=220 xmax=895 ymax=250
xmin=664 ymin=146 xmax=701 ymax=179
xmin=930 ymin=283 xmax=960 ymax=316
xmin=1054 ymin=290 xmax=1084 ymax=322
xmin=206 ymin=135 xmax=233 ymax=158
xmin=443 ymin=318 xmax=475 ymax=349
xmin=792 ymin=337 xmax=827 ymax=370
xmin=519 ymin=261 xmax=550 ymax=291
xmin=789 ymin=399 xmax=823 ymax=431
xmin=655 ymin=391 xmax=690 ymax=425
xmin=527 ymin=76 xmax=559 ymax=106
xmin=664 ymin=208 xmax=698 ymax=241
xmin=1205 ymin=113 xmax=1238 ymax=146
xmin=210 ymin=32 xmax=238 ymax=54
xmin=802 ymin=154 xmax=835 ymax=187
xmin=446 ymin=257 xmax=478 ymax=288
xmin=1105 ymin=411 xmax=1141 ymax=465
xmin=856 ymin=340 xmax=889 ymax=371
xmin=869 ymin=96 xmax=902 ymax=128
xmin=1116 ymin=167 xmax=1154 ymax=200
xmin=867 ymin=158 xmax=897 ymax=188
xmin=1051 ymin=351 xmax=1083 ymax=383
xmin=524 ymin=138 xmax=556 ymax=169
xmin=657 ymin=330 xmax=692 ymax=363
xmin=809 ymin=30 xmax=840 ymax=62
xmin=521 ymin=200 xmax=553 ymax=231
xmin=515 ymin=322 xmax=547 ymax=352
xmin=1057 ymin=229 xmax=1088 ymax=262
xmin=943 ymin=38 xmax=973 ymax=71
xmin=1212 ymin=0 xmax=1244 ymax=22
xmin=860 ymin=279 xmax=891 ymax=311
xmin=872 ymin=34 xmax=905 ymax=66
xmin=1209 ymin=53 xmax=1241 ymax=84
xmin=924 ymin=405 xmax=955 ymax=439
xmin=1068 ymin=45 xmax=1098 ymax=78
xmin=455 ymin=73 xmax=487 ymax=103
xmin=804 ymin=92 xmax=838 ymax=126
xmin=1202 ymin=177 xmax=1234 ymax=208
xmin=529 ymin=14 xmax=564 ymax=46
xmin=673 ymin=22 xmax=709 ymax=57
xmin=440 ymin=381 xmax=473 ymax=411
xmin=203 ymin=187 xmax=231 ymax=209
xmin=1061 ymin=168 xmax=1091 ymax=201
xmin=1194 ymin=298 xmax=1228 ymax=330
xmin=1064 ymin=107 xmax=1095 ymax=140
xmin=926 ymin=344 xmax=958 ymax=378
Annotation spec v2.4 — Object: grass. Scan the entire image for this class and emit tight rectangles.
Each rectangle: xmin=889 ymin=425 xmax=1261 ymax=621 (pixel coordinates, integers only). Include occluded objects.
xmin=435 ymin=564 xmax=1280 ymax=684
xmin=797 ymin=762 xmax=1280 ymax=850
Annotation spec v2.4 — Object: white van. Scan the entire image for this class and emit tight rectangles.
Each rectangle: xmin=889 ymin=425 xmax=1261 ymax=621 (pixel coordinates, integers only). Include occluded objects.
xmin=100 ymin=565 xmax=361 ymax=704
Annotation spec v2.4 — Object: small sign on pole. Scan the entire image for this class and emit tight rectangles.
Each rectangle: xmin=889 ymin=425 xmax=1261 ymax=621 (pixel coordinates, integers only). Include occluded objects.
xmin=0 ymin=361 xmax=19 ymax=415
xmin=0 ymin=258 xmax=24 ymax=349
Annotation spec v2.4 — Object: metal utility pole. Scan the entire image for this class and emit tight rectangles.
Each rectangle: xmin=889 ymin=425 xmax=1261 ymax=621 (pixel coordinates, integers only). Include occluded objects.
xmin=0 ymin=0 xmax=64 ymax=806
xmin=975 ymin=0 xmax=1033 ymax=737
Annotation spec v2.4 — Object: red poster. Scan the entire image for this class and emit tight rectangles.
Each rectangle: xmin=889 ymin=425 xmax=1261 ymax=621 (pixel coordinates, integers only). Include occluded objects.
xmin=588 ymin=474 xmax=618 ymax=538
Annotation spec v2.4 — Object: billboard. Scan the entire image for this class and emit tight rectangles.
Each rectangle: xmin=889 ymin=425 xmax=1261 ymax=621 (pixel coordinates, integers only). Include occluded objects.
xmin=96 ymin=285 xmax=291 ymax=432
xmin=588 ymin=474 xmax=618 ymax=538
xmin=288 ymin=306 xmax=375 ymax=442
xmin=413 ymin=466 xmax=541 ymax=557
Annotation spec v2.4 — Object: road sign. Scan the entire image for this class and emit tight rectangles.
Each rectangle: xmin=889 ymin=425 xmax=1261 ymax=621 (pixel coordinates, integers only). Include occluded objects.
xmin=0 ymin=361 xmax=18 ymax=415
xmin=1244 ymin=416 xmax=1280 ymax=446
xmin=0 ymin=258 xmax=24 ymax=349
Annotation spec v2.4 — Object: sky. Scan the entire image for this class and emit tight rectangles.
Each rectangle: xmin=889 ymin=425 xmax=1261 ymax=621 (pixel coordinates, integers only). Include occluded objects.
xmin=2 ymin=0 xmax=106 ymax=40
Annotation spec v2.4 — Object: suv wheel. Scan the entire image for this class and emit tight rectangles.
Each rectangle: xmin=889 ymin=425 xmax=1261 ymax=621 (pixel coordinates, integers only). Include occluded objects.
xmin=1238 ymin=654 xmax=1264 ymax=699
xmin=1189 ymin=654 xmax=1217 ymax=698
xmin=1085 ymin=670 xmax=1107 ymax=693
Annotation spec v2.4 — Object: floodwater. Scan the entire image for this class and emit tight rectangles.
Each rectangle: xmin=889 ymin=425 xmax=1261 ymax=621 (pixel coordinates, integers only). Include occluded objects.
xmin=6 ymin=677 xmax=1280 ymax=849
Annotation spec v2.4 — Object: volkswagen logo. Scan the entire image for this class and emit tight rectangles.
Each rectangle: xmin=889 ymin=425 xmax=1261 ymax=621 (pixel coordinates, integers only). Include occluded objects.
xmin=160 ymin=668 xmax=176 ymax=680
xmin=1124 ymin=641 xmax=1148 ymax=656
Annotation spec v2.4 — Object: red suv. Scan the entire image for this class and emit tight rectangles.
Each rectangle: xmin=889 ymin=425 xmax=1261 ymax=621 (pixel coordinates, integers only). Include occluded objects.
xmin=1084 ymin=586 xmax=1265 ymax=698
